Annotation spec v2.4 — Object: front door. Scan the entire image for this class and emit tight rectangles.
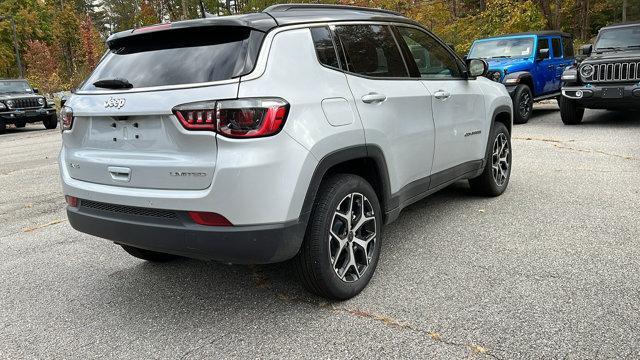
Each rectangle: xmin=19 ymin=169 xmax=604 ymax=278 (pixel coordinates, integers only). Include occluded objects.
xmin=534 ymin=37 xmax=555 ymax=95
xmin=395 ymin=26 xmax=486 ymax=181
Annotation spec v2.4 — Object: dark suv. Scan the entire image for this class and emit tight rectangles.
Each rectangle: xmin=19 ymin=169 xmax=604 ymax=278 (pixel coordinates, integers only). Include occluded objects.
xmin=0 ymin=79 xmax=57 ymax=133
xmin=560 ymin=22 xmax=640 ymax=124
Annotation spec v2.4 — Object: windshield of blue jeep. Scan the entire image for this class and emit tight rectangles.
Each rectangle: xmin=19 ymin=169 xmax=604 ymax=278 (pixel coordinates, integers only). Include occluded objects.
xmin=469 ymin=37 xmax=535 ymax=59
xmin=0 ymin=80 xmax=32 ymax=94
xmin=595 ymin=26 xmax=640 ymax=50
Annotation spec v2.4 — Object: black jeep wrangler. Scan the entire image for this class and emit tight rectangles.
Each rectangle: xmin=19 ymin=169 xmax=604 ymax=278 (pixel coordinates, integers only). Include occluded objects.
xmin=0 ymin=79 xmax=57 ymax=133
xmin=560 ymin=22 xmax=640 ymax=125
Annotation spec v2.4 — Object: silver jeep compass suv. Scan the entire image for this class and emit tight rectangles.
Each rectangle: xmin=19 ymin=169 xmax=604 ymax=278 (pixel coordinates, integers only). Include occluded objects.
xmin=60 ymin=4 xmax=513 ymax=300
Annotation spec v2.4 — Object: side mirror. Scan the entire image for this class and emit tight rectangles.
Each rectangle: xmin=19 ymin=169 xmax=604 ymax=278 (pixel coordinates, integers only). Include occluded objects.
xmin=462 ymin=55 xmax=468 ymax=62
xmin=466 ymin=58 xmax=488 ymax=78
xmin=580 ymin=44 xmax=592 ymax=56
xmin=536 ymin=48 xmax=550 ymax=61
xmin=32 ymin=88 xmax=39 ymax=94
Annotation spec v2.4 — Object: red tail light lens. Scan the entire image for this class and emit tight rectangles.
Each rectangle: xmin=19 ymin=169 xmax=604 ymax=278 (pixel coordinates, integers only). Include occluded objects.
xmin=60 ymin=106 xmax=74 ymax=132
xmin=173 ymin=101 xmax=217 ymax=131
xmin=188 ymin=211 xmax=233 ymax=226
xmin=172 ymin=98 xmax=289 ymax=138
xmin=65 ymin=195 xmax=78 ymax=208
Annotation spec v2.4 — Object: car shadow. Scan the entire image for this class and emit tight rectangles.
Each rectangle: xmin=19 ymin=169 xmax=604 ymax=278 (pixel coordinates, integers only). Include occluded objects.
xmin=100 ymin=181 xmax=475 ymax=317
xmin=582 ymin=110 xmax=640 ymax=128
xmin=0 ymin=126 xmax=49 ymax=135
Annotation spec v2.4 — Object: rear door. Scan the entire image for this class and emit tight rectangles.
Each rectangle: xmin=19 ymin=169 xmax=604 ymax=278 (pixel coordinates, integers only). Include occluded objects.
xmin=333 ymin=24 xmax=435 ymax=192
xmin=395 ymin=25 xmax=486 ymax=179
xmin=63 ymin=26 xmax=261 ymax=190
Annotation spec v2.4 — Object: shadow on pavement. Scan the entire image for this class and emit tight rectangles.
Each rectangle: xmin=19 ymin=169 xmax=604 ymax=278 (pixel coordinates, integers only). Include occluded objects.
xmin=582 ymin=110 xmax=640 ymax=128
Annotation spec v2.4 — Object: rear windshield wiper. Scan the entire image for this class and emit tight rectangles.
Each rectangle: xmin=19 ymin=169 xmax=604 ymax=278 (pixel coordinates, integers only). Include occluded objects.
xmin=93 ymin=78 xmax=133 ymax=89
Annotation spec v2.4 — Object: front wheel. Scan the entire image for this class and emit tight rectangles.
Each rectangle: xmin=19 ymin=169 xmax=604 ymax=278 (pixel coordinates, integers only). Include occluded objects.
xmin=469 ymin=122 xmax=512 ymax=196
xmin=0 ymin=119 xmax=5 ymax=134
xmin=43 ymin=115 xmax=58 ymax=130
xmin=513 ymin=84 xmax=533 ymax=124
xmin=120 ymin=245 xmax=180 ymax=262
xmin=559 ymin=96 xmax=585 ymax=125
xmin=293 ymin=174 xmax=382 ymax=300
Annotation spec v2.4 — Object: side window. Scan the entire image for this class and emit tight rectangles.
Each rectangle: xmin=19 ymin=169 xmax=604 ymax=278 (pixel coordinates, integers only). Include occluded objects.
xmin=562 ymin=37 xmax=574 ymax=58
xmin=537 ymin=38 xmax=550 ymax=59
xmin=551 ymin=38 xmax=562 ymax=58
xmin=396 ymin=26 xmax=462 ymax=79
xmin=333 ymin=25 xmax=408 ymax=78
xmin=310 ymin=27 xmax=340 ymax=69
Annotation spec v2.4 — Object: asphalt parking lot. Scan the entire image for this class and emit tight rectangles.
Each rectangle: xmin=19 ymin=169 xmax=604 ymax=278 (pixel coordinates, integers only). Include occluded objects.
xmin=1 ymin=102 xmax=639 ymax=359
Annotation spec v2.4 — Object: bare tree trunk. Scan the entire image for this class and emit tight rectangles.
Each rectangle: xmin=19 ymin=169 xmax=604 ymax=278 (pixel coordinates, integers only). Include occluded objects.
xmin=622 ymin=0 xmax=628 ymax=22
xmin=182 ymin=0 xmax=188 ymax=19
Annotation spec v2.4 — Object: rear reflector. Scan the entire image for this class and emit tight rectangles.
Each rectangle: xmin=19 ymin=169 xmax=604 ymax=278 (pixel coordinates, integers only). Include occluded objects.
xmin=188 ymin=211 xmax=233 ymax=226
xmin=172 ymin=98 xmax=289 ymax=138
xmin=65 ymin=195 xmax=78 ymax=208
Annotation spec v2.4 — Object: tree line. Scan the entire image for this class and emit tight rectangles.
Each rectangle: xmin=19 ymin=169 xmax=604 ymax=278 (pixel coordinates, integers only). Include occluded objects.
xmin=0 ymin=0 xmax=637 ymax=94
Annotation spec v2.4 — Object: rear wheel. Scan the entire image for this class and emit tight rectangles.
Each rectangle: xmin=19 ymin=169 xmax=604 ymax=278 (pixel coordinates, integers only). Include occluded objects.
xmin=513 ymin=84 xmax=533 ymax=124
xmin=0 ymin=119 xmax=5 ymax=134
xmin=559 ymin=96 xmax=584 ymax=125
xmin=120 ymin=245 xmax=180 ymax=262
xmin=294 ymin=174 xmax=382 ymax=300
xmin=469 ymin=122 xmax=512 ymax=196
xmin=43 ymin=115 xmax=58 ymax=130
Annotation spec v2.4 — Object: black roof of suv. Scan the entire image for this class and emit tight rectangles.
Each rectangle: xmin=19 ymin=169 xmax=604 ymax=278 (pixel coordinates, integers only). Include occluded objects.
xmin=106 ymin=4 xmax=419 ymax=46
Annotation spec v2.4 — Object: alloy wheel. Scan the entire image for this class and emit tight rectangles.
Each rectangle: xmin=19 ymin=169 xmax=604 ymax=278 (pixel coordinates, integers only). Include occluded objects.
xmin=492 ymin=133 xmax=510 ymax=187
xmin=519 ymin=92 xmax=532 ymax=119
xmin=329 ymin=193 xmax=377 ymax=282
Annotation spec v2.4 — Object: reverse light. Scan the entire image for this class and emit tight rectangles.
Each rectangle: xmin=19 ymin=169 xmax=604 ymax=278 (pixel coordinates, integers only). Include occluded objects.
xmin=60 ymin=106 xmax=74 ymax=132
xmin=65 ymin=195 xmax=78 ymax=208
xmin=172 ymin=98 xmax=290 ymax=138
xmin=188 ymin=211 xmax=233 ymax=226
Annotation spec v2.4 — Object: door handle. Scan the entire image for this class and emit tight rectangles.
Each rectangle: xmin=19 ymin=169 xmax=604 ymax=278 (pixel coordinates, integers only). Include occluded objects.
xmin=434 ymin=90 xmax=451 ymax=101
xmin=361 ymin=93 xmax=387 ymax=104
xmin=108 ymin=166 xmax=131 ymax=183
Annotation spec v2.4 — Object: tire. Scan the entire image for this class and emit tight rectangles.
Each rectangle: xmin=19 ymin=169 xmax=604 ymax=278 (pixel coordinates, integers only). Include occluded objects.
xmin=43 ymin=115 xmax=58 ymax=130
xmin=14 ymin=120 xmax=26 ymax=128
xmin=559 ymin=96 xmax=584 ymax=125
xmin=293 ymin=174 xmax=382 ymax=300
xmin=0 ymin=119 xmax=5 ymax=134
xmin=469 ymin=122 xmax=512 ymax=196
xmin=120 ymin=245 xmax=180 ymax=262
xmin=513 ymin=84 xmax=533 ymax=124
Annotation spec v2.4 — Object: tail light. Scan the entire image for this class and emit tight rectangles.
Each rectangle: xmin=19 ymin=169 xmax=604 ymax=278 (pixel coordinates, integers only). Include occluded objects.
xmin=188 ymin=211 xmax=233 ymax=226
xmin=60 ymin=106 xmax=74 ymax=132
xmin=172 ymin=98 xmax=289 ymax=138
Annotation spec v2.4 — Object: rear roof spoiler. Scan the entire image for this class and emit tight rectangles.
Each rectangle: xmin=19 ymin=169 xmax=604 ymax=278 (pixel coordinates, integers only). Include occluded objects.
xmin=106 ymin=13 xmax=277 ymax=48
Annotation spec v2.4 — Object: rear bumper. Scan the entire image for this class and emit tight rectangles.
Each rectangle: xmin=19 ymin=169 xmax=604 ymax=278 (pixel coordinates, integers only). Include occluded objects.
xmin=562 ymin=84 xmax=640 ymax=109
xmin=0 ymin=108 xmax=56 ymax=123
xmin=67 ymin=200 xmax=306 ymax=264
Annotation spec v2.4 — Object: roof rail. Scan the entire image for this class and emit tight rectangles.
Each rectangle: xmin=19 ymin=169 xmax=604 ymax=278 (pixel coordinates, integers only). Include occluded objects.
xmin=263 ymin=4 xmax=403 ymax=17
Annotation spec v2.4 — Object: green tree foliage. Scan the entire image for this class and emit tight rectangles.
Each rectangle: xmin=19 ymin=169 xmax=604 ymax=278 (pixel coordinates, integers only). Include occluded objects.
xmin=0 ymin=0 xmax=637 ymax=92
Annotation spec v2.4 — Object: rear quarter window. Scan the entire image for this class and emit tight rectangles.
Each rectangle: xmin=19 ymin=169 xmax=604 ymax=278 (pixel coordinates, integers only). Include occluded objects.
xmin=310 ymin=27 xmax=340 ymax=69
xmin=82 ymin=27 xmax=262 ymax=91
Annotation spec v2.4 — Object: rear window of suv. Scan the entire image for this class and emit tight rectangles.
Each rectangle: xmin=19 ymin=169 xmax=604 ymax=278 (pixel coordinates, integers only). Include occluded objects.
xmin=81 ymin=26 xmax=262 ymax=91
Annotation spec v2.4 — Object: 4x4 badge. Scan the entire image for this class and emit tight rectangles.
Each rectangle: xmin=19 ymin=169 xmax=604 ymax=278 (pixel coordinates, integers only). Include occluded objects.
xmin=104 ymin=97 xmax=126 ymax=109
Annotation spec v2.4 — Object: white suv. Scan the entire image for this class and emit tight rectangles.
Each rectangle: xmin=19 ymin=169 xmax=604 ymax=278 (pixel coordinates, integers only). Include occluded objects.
xmin=60 ymin=4 xmax=512 ymax=300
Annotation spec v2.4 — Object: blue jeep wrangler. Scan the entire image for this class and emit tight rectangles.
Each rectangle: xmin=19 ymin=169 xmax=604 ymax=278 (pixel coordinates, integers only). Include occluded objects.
xmin=468 ymin=31 xmax=574 ymax=123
